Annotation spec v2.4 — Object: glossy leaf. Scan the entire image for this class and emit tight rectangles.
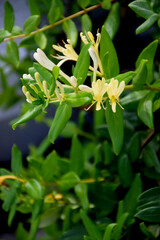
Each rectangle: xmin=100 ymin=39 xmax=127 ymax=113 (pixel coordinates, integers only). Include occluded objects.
xmin=12 ymin=105 xmax=42 ymax=130
xmin=80 ymin=209 xmax=103 ymax=240
xmin=23 ymin=15 xmax=40 ymax=34
xmin=142 ymin=145 xmax=160 ymax=173
xmin=6 ymin=40 xmax=19 ymax=68
xmin=105 ymin=102 xmax=124 ymax=155
xmin=103 ymin=223 xmax=117 ymax=240
xmin=34 ymin=32 xmax=47 ymax=50
xmin=4 ymin=1 xmax=14 ymax=32
xmin=65 ymin=92 xmax=92 ymax=107
xmin=100 ymin=26 xmax=119 ymax=78
xmin=129 ymin=0 xmax=153 ymax=19
xmin=136 ymin=40 xmax=158 ymax=83
xmin=74 ymin=43 xmax=91 ymax=85
xmin=25 ymin=179 xmax=43 ymax=200
xmin=63 ymin=20 xmax=78 ymax=47
xmin=112 ymin=213 xmax=129 ymax=240
xmin=104 ymin=2 xmax=120 ymax=39
xmin=136 ymin=207 xmax=160 ymax=222
xmin=136 ymin=13 xmax=158 ymax=34
xmin=137 ymin=92 xmax=155 ymax=129
xmin=121 ymin=90 xmax=149 ymax=106
xmin=48 ymin=103 xmax=72 ymax=143
xmin=113 ymin=71 xmax=135 ymax=85
xmin=133 ymin=59 xmax=147 ymax=90
xmin=11 ymin=145 xmax=22 ymax=176
xmin=138 ymin=187 xmax=160 ymax=204
xmin=102 ymin=0 xmax=111 ymax=10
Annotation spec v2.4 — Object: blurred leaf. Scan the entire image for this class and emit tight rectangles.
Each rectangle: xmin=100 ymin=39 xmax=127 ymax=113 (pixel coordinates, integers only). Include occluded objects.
xmin=6 ymin=40 xmax=19 ymax=68
xmin=124 ymin=174 xmax=142 ymax=219
xmin=133 ymin=59 xmax=148 ymax=90
xmin=3 ymin=181 xmax=19 ymax=212
xmin=104 ymin=2 xmax=120 ymax=39
xmin=142 ymin=145 xmax=160 ymax=173
xmin=63 ymin=20 xmax=78 ymax=47
xmin=81 ymin=14 xmax=92 ymax=32
xmin=118 ymin=154 xmax=133 ymax=188
xmin=136 ymin=40 xmax=158 ymax=83
xmin=127 ymin=132 xmax=140 ymax=162
xmin=19 ymin=35 xmax=35 ymax=48
xmin=78 ymin=0 xmax=90 ymax=8
xmin=65 ymin=92 xmax=92 ymax=107
xmin=102 ymin=0 xmax=111 ymax=10
xmin=114 ymin=71 xmax=135 ymax=85
xmin=121 ymin=90 xmax=149 ymax=106
xmin=16 ymin=223 xmax=28 ymax=240
xmin=100 ymin=26 xmax=119 ymax=78
xmin=59 ymin=172 xmax=80 ymax=190
xmin=48 ymin=103 xmax=72 ymax=143
xmin=11 ymin=145 xmax=22 ymax=176
xmin=0 ymin=29 xmax=11 ymax=43
xmin=103 ymin=223 xmax=117 ymax=240
xmin=4 ymin=1 xmax=15 ymax=32
xmin=80 ymin=209 xmax=103 ymax=240
xmin=75 ymin=183 xmax=89 ymax=211
xmin=25 ymin=179 xmax=43 ymax=200
xmin=112 ymin=213 xmax=129 ymax=240
xmin=12 ymin=105 xmax=42 ymax=130
xmin=8 ymin=201 xmax=16 ymax=226
xmin=28 ymin=0 xmax=40 ymax=15
xmin=103 ymin=141 xmax=114 ymax=165
xmin=105 ymin=102 xmax=124 ymax=155
xmin=136 ymin=13 xmax=158 ymax=34
xmin=70 ymin=135 xmax=84 ymax=176
xmin=34 ymin=32 xmax=47 ymax=49
xmin=48 ymin=0 xmax=64 ymax=24
xmin=74 ymin=43 xmax=91 ymax=85
xmin=137 ymin=92 xmax=155 ymax=129
xmin=129 ymin=0 xmax=153 ymax=19
xmin=39 ymin=208 xmax=59 ymax=228
xmin=0 ymin=68 xmax=7 ymax=90
xmin=139 ymin=222 xmax=157 ymax=239
xmin=12 ymin=26 xmax=23 ymax=35
xmin=23 ymin=15 xmax=40 ymax=34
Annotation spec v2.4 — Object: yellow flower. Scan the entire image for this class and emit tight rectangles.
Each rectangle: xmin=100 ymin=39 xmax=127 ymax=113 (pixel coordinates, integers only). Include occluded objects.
xmin=52 ymin=39 xmax=78 ymax=66
xmin=79 ymin=78 xmax=108 ymax=111
xmin=107 ymin=78 xmax=125 ymax=113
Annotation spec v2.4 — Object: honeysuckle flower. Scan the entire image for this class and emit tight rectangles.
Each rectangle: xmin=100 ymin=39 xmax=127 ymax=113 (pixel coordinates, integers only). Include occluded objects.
xmin=107 ymin=78 xmax=125 ymax=113
xmin=22 ymin=85 xmax=36 ymax=103
xmin=52 ymin=39 xmax=78 ymax=66
xmin=33 ymin=48 xmax=74 ymax=86
xmin=23 ymin=74 xmax=34 ymax=80
xmin=88 ymin=48 xmax=98 ymax=82
xmin=79 ymin=78 xmax=108 ymax=111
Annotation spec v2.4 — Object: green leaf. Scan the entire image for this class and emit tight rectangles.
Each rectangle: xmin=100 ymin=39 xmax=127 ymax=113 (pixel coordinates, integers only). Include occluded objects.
xmin=136 ymin=207 xmax=160 ymax=222
xmin=63 ymin=19 xmax=78 ymax=47
xmin=103 ymin=223 xmax=117 ymax=240
xmin=121 ymin=90 xmax=149 ymax=107
xmin=74 ymin=43 xmax=91 ymax=85
xmin=11 ymin=145 xmax=22 ymax=176
xmin=81 ymin=14 xmax=92 ymax=32
xmin=0 ymin=29 xmax=11 ymax=43
xmin=118 ymin=154 xmax=133 ymax=188
xmin=112 ymin=213 xmax=129 ymax=240
xmin=4 ymin=1 xmax=15 ymax=32
xmin=102 ymin=0 xmax=111 ymax=10
xmin=48 ymin=0 xmax=64 ymax=24
xmin=6 ymin=40 xmax=19 ymax=68
xmin=127 ymin=132 xmax=140 ymax=162
xmin=124 ymin=174 xmax=142 ymax=219
xmin=78 ymin=0 xmax=90 ymax=8
xmin=16 ymin=223 xmax=28 ymax=240
xmin=19 ymin=35 xmax=34 ymax=48
xmin=33 ymin=62 xmax=53 ymax=87
xmin=65 ymin=92 xmax=92 ymax=107
xmin=8 ymin=201 xmax=16 ymax=226
xmin=100 ymin=26 xmax=119 ymax=78
xmin=137 ymin=92 xmax=155 ymax=129
xmin=103 ymin=141 xmax=114 ymax=165
xmin=105 ymin=102 xmax=124 ymax=155
xmin=28 ymin=0 xmax=40 ymax=15
xmin=75 ymin=183 xmax=89 ymax=211
xmin=80 ymin=209 xmax=103 ymax=240
xmin=70 ymin=135 xmax=84 ymax=175
xmin=129 ymin=0 xmax=153 ymax=19
xmin=104 ymin=2 xmax=120 ymax=39
xmin=23 ymin=15 xmax=40 ymax=34
xmin=3 ymin=181 xmax=19 ymax=211
xmin=114 ymin=71 xmax=135 ymax=85
xmin=136 ymin=40 xmax=158 ymax=83
xmin=34 ymin=32 xmax=47 ymax=50
xmin=59 ymin=172 xmax=80 ymax=190
xmin=12 ymin=105 xmax=42 ymax=130
xmin=48 ymin=103 xmax=72 ymax=143
xmin=136 ymin=13 xmax=158 ymax=34
xmin=142 ymin=145 xmax=160 ymax=173
xmin=12 ymin=26 xmax=23 ymax=36
xmin=138 ymin=187 xmax=160 ymax=204
xmin=139 ymin=222 xmax=157 ymax=239
xmin=133 ymin=59 xmax=148 ymax=90
xmin=25 ymin=179 xmax=43 ymax=200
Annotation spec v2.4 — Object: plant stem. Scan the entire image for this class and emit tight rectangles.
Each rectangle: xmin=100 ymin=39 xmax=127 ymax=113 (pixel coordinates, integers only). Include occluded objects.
xmin=125 ymin=84 xmax=160 ymax=92
xmin=3 ymin=4 xmax=101 ymax=42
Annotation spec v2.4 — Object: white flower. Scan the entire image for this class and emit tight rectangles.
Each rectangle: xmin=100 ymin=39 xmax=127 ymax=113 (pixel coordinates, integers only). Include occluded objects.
xmin=34 ymin=48 xmax=55 ymax=71
xmin=107 ymin=78 xmax=125 ymax=113
xmin=22 ymin=74 xmax=34 ymax=80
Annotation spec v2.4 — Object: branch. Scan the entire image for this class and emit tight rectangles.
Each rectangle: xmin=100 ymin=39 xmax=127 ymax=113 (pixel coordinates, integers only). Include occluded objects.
xmin=3 ymin=4 xmax=101 ymax=43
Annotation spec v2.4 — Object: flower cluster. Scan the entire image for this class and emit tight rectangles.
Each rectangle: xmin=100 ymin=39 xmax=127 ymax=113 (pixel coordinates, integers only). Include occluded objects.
xmin=21 ymin=31 xmax=125 ymax=113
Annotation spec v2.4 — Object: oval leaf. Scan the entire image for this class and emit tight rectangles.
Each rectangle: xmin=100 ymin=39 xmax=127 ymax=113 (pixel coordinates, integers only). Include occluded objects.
xmin=23 ymin=15 xmax=40 ymax=34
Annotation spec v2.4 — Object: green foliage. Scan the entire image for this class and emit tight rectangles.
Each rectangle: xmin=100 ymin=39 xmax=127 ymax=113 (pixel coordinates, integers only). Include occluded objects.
xmin=63 ymin=20 xmax=78 ymax=47
xmin=23 ymin=15 xmax=41 ymax=34
xmin=4 ymin=1 xmax=15 ymax=32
